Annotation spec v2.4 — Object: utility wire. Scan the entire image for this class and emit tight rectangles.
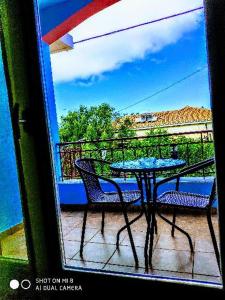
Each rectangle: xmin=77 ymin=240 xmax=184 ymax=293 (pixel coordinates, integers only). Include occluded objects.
xmin=73 ymin=6 xmax=203 ymax=45
xmin=118 ymin=66 xmax=207 ymax=113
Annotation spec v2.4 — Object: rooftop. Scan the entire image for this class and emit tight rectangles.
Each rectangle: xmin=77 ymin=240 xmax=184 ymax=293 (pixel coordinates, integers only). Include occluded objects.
xmin=116 ymin=106 xmax=212 ymax=129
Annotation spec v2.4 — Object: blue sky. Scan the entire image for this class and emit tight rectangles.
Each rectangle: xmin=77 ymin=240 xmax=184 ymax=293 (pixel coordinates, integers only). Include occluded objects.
xmin=51 ymin=0 xmax=209 ymax=120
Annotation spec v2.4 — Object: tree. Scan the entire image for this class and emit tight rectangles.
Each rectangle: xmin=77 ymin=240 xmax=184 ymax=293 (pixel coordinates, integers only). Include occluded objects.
xmin=59 ymin=105 xmax=89 ymax=142
xmin=117 ymin=116 xmax=135 ymax=138
xmin=59 ymin=103 xmax=119 ymax=142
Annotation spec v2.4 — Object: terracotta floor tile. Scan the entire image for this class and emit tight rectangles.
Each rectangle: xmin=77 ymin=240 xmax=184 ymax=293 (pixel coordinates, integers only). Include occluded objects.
xmin=89 ymin=229 xmax=126 ymax=245
xmin=104 ymin=221 xmax=129 ymax=230
xmin=104 ymin=213 xmax=137 ymax=230
xmin=155 ymin=214 xmax=219 ymax=241
xmin=155 ymin=234 xmax=192 ymax=251
xmin=103 ymin=264 xmax=146 ymax=274
xmin=125 ymin=213 xmax=147 ymax=233
xmin=152 ymin=249 xmax=193 ymax=273
xmin=62 ymin=210 xmax=84 ymax=218
xmin=108 ymin=245 xmax=145 ymax=268
xmin=84 ymin=212 xmax=104 ymax=229
xmin=72 ymin=243 xmax=116 ymax=263
xmin=64 ymin=227 xmax=99 ymax=242
xmin=102 ymin=265 xmax=192 ymax=281
xmin=193 ymin=252 xmax=220 ymax=276
xmin=158 ymin=222 xmax=191 ymax=238
xmin=121 ymin=230 xmax=158 ymax=248
xmin=63 ymin=240 xmax=81 ymax=259
xmin=195 ymin=238 xmax=215 ymax=253
xmin=61 ymin=216 xmax=82 ymax=228
xmin=193 ymin=274 xmax=222 ymax=284
xmin=149 ymin=269 xmax=192 ymax=280
xmin=66 ymin=259 xmax=105 ymax=270
xmin=61 ymin=227 xmax=74 ymax=236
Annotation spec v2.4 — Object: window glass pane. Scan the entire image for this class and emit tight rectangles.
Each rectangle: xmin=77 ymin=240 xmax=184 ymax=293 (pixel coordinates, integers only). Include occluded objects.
xmin=37 ymin=0 xmax=221 ymax=286
xmin=0 ymin=42 xmax=27 ymax=261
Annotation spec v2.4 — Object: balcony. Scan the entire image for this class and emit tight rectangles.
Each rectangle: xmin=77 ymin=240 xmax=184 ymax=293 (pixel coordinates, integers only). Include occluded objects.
xmin=55 ymin=130 xmax=221 ymax=284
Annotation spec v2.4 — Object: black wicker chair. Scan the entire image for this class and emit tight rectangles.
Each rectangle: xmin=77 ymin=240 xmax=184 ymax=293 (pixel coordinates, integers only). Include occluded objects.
xmin=74 ymin=158 xmax=143 ymax=266
xmin=147 ymin=157 xmax=220 ymax=271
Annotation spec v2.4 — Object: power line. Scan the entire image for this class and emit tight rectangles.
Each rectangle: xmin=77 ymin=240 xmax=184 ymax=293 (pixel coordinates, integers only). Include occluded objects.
xmin=73 ymin=6 xmax=203 ymax=45
xmin=118 ymin=66 xmax=207 ymax=113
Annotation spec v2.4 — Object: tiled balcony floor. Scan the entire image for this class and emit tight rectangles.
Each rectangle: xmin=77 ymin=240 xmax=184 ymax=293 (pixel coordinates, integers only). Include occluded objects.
xmin=1 ymin=210 xmax=221 ymax=286
xmin=61 ymin=210 xmax=222 ymax=285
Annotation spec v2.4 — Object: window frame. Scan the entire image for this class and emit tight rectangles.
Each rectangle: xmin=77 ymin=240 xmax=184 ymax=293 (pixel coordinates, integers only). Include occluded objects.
xmin=0 ymin=0 xmax=225 ymax=297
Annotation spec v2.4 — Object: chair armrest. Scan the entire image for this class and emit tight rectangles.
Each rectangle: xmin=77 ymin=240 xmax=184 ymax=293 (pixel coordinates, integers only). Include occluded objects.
xmin=90 ymin=158 xmax=116 ymax=177
xmin=178 ymin=157 xmax=214 ymax=173
xmin=87 ymin=158 xmax=112 ymax=166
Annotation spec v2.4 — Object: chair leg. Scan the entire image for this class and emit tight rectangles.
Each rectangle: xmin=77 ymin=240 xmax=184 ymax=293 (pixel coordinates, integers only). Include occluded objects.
xmin=80 ymin=205 xmax=88 ymax=257
xmin=101 ymin=210 xmax=105 ymax=235
xmin=144 ymin=216 xmax=150 ymax=271
xmin=171 ymin=208 xmax=177 ymax=237
xmin=206 ymin=209 xmax=221 ymax=272
xmin=144 ymin=202 xmax=153 ymax=271
xmin=154 ymin=215 xmax=158 ymax=235
xmin=158 ymin=211 xmax=194 ymax=253
xmin=148 ymin=210 xmax=155 ymax=267
xmin=122 ymin=206 xmax=139 ymax=267
xmin=147 ymin=207 xmax=158 ymax=234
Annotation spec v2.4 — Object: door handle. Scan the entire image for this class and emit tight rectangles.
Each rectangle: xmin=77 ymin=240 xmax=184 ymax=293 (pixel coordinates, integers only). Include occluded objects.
xmin=12 ymin=103 xmax=32 ymax=138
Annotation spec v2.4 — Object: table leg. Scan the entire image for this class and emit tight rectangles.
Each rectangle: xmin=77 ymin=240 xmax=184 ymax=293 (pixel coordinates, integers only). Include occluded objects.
xmin=144 ymin=172 xmax=153 ymax=271
xmin=152 ymin=172 xmax=158 ymax=235
xmin=144 ymin=171 xmax=159 ymax=269
xmin=138 ymin=173 xmax=149 ymax=224
xmin=116 ymin=173 xmax=145 ymax=248
xmin=148 ymin=206 xmax=156 ymax=267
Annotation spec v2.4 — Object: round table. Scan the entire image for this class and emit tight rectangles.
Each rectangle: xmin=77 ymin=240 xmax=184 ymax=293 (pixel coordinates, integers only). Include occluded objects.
xmin=111 ymin=157 xmax=186 ymax=207
xmin=110 ymin=157 xmax=186 ymax=269
xmin=110 ymin=157 xmax=186 ymax=173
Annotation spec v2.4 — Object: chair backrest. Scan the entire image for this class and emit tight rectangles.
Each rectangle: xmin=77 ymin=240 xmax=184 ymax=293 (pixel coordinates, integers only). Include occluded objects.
xmin=209 ymin=178 xmax=217 ymax=207
xmin=74 ymin=158 xmax=104 ymax=203
xmin=197 ymin=158 xmax=216 ymax=207
xmin=178 ymin=157 xmax=217 ymax=207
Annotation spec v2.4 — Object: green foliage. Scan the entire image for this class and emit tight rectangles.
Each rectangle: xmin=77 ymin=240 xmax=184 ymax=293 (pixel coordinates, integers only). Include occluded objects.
xmin=59 ymin=103 xmax=135 ymax=142
xmin=59 ymin=105 xmax=89 ymax=142
xmin=59 ymin=104 xmax=214 ymax=178
xmin=117 ymin=117 xmax=135 ymax=138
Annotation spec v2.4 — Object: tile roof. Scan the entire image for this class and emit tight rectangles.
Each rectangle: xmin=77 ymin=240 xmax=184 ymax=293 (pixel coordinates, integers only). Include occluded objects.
xmin=116 ymin=106 xmax=212 ymax=129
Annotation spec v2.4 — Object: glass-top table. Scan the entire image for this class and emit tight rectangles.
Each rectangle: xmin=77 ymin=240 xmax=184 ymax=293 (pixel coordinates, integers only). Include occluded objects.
xmin=110 ymin=157 xmax=186 ymax=208
xmin=110 ymin=157 xmax=186 ymax=173
xmin=110 ymin=157 xmax=186 ymax=269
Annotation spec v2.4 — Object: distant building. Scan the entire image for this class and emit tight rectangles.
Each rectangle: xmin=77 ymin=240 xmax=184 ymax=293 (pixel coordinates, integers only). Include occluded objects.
xmin=117 ymin=106 xmax=212 ymax=137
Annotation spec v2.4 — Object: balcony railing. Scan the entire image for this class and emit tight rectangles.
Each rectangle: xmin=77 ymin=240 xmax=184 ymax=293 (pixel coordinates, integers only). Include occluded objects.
xmin=57 ymin=130 xmax=214 ymax=181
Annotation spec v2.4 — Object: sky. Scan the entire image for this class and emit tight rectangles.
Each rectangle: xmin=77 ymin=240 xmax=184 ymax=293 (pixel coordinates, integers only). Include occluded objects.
xmin=50 ymin=0 xmax=210 ymax=121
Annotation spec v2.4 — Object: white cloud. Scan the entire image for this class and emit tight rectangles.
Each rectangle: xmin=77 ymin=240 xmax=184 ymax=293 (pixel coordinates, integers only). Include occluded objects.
xmin=50 ymin=0 xmax=203 ymax=83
